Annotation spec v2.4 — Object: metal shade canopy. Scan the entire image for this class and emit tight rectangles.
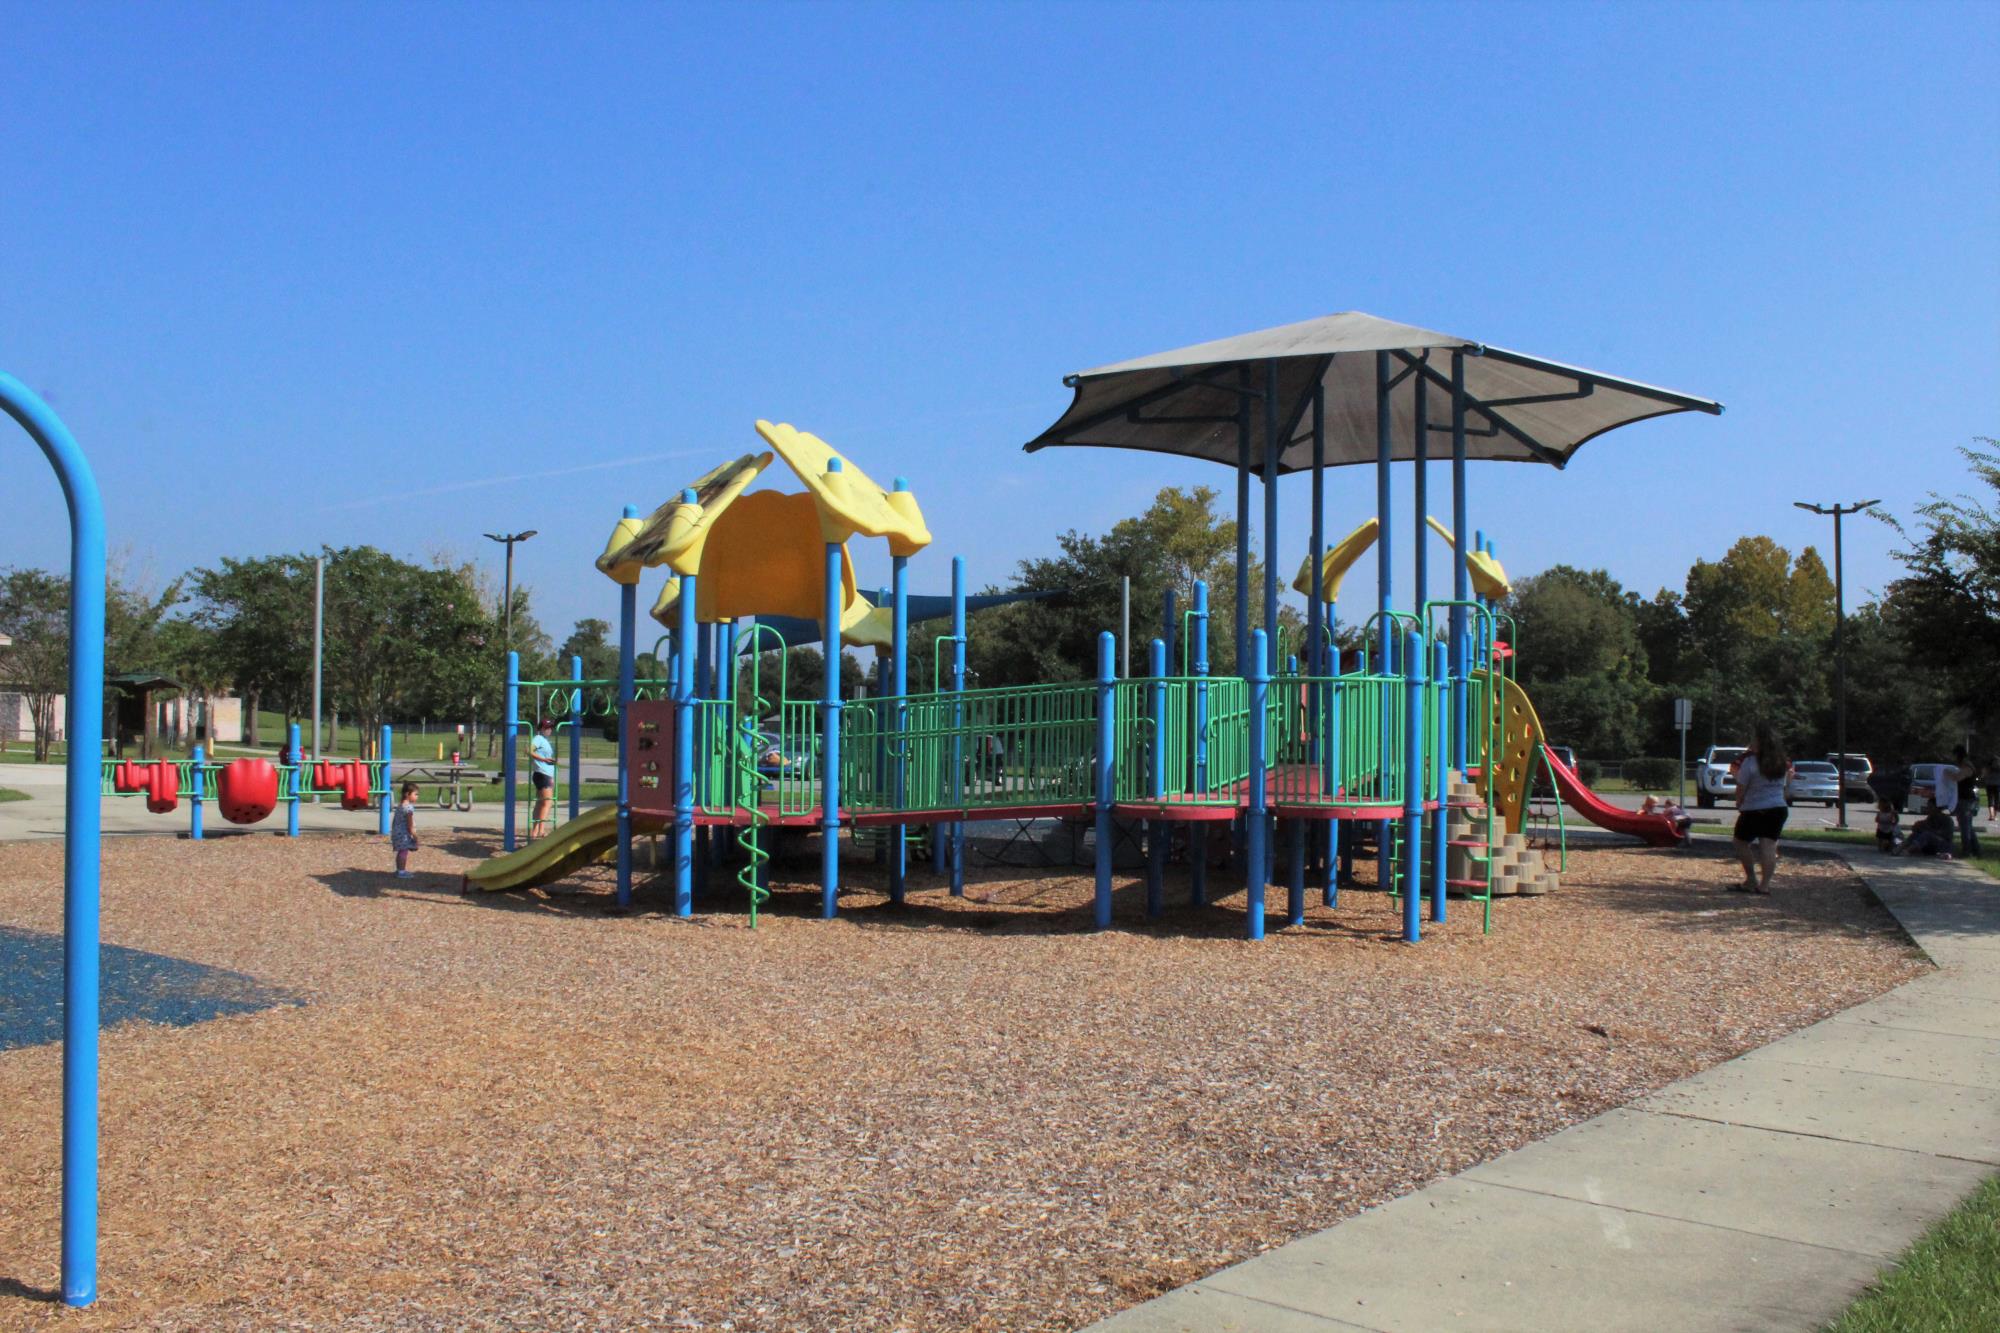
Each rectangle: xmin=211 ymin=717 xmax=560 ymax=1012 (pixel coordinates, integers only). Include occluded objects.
xmin=1023 ymin=311 xmax=1722 ymax=470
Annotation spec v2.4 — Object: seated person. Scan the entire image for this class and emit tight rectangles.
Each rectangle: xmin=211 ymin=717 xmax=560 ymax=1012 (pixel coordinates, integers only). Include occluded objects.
xmin=1898 ymin=804 xmax=1955 ymax=858
xmin=1640 ymin=793 xmax=1694 ymax=841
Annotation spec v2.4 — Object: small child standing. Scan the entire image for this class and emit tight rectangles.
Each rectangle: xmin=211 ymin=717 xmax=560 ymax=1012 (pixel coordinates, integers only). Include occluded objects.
xmin=1874 ymin=799 xmax=1899 ymax=854
xmin=391 ymin=781 xmax=420 ymax=878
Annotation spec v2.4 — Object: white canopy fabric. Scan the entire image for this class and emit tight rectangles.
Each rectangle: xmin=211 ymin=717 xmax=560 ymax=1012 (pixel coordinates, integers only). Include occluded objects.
xmin=1023 ymin=311 xmax=1722 ymax=472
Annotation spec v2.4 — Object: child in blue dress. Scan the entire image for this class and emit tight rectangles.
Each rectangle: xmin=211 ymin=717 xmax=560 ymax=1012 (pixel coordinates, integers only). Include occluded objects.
xmin=391 ymin=781 xmax=420 ymax=877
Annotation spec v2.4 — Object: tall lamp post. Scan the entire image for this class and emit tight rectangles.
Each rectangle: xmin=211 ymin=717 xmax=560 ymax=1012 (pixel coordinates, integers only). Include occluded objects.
xmin=1793 ymin=499 xmax=1878 ymax=829
xmin=483 ymin=530 xmax=538 ymax=651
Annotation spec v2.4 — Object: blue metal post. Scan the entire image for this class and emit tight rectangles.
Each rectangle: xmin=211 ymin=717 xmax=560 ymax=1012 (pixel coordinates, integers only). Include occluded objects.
xmin=717 ymin=619 xmax=736 ymax=860
xmin=1262 ymin=360 xmax=1280 ymax=672
xmin=1375 ymin=351 xmax=1394 ymax=868
xmin=1235 ymin=368 xmax=1250 ymax=673
xmin=950 ymin=555 xmax=967 ymax=897
xmin=1474 ymin=528 xmax=1489 ymax=666
xmin=378 ymin=725 xmax=392 ymax=836
xmin=503 ymin=651 xmax=519 ymax=851
xmin=568 ymin=655 xmax=583 ymax=823
xmin=891 ymin=478 xmax=911 ymax=903
xmin=615 ymin=505 xmax=639 ymax=910
xmin=189 ymin=745 xmax=204 ymax=840
xmin=1093 ymin=631 xmax=1116 ymax=929
xmin=1285 ymin=652 xmax=1304 ymax=926
xmin=1161 ymin=587 xmax=1177 ymax=677
xmin=1190 ymin=579 xmax=1209 ymax=907
xmin=820 ymin=466 xmax=844 ymax=919
xmin=695 ymin=613 xmax=712 ymax=892
xmin=1246 ymin=630 xmax=1269 ymax=941
xmin=1431 ymin=639 xmax=1449 ymax=924
xmin=1403 ymin=628 xmax=1425 ymax=944
xmin=1413 ymin=375 xmax=1431 ymax=922
xmin=1145 ymin=637 xmax=1166 ymax=918
xmin=1451 ymin=351 xmax=1470 ymax=771
xmin=675 ymin=568 xmax=698 ymax=917
xmin=286 ymin=723 xmax=301 ymax=837
xmin=1308 ymin=381 xmax=1325 ymax=676
xmin=4 ymin=371 xmax=105 ymax=1307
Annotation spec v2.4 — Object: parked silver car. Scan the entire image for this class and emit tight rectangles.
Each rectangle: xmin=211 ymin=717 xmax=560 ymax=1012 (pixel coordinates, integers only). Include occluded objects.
xmin=1785 ymin=760 xmax=1841 ymax=806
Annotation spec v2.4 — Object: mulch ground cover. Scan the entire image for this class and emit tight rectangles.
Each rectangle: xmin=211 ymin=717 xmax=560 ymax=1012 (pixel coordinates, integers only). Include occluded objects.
xmin=0 ymin=828 xmax=1926 ymax=1331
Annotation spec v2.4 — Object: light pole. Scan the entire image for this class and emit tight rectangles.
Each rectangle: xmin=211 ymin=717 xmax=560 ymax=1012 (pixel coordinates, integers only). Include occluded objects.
xmin=1794 ymin=499 xmax=1878 ymax=829
xmin=483 ymin=530 xmax=538 ymax=651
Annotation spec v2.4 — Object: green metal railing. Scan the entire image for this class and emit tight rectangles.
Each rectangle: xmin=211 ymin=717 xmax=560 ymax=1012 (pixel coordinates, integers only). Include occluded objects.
xmin=840 ymin=680 xmax=1098 ymax=817
xmin=1264 ymin=672 xmax=1407 ymax=810
xmin=1110 ymin=677 xmax=1249 ymax=807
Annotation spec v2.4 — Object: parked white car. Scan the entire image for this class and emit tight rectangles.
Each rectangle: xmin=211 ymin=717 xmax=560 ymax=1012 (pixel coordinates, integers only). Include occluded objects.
xmin=1695 ymin=745 xmax=1747 ymax=808
xmin=1908 ymin=762 xmax=1960 ymax=812
xmin=1785 ymin=761 xmax=1841 ymax=806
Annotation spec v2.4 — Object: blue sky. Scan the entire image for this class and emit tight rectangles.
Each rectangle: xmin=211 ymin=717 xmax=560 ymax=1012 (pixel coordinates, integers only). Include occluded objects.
xmin=3 ymin=0 xmax=1995 ymax=641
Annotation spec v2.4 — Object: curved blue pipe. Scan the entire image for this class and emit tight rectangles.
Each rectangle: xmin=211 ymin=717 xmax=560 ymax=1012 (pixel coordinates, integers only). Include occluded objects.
xmin=2 ymin=370 xmax=106 ymax=1307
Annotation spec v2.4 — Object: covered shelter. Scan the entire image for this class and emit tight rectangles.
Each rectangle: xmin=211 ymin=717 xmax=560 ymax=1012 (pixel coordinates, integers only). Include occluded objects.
xmin=107 ymin=672 xmax=182 ymax=759
xmin=1024 ymin=310 xmax=1722 ymax=684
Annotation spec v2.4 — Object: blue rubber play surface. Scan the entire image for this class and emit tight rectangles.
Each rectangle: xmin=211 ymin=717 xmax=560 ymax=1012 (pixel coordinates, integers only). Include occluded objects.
xmin=0 ymin=926 xmax=301 ymax=1053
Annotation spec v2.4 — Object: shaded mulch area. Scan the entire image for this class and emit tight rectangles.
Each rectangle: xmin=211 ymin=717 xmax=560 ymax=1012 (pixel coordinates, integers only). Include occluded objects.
xmin=0 ymin=830 xmax=1926 ymax=1331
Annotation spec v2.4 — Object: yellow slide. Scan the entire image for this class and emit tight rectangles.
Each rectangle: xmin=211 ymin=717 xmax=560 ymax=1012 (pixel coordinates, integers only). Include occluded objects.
xmin=461 ymin=805 xmax=668 ymax=894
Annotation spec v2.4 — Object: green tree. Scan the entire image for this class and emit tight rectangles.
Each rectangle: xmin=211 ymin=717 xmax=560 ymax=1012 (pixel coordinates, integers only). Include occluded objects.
xmin=189 ymin=554 xmax=317 ymax=746
xmin=1680 ymin=536 xmax=1835 ymax=747
xmin=1885 ymin=441 xmax=2000 ymax=738
xmin=1505 ymin=566 xmax=1651 ymax=757
xmin=0 ymin=567 xmax=72 ymax=760
xmin=559 ymin=618 xmax=619 ymax=682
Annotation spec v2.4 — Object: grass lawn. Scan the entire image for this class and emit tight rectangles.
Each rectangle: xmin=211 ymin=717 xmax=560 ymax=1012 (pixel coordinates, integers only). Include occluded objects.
xmin=0 ymin=788 xmax=27 ymax=803
xmin=1827 ymin=1174 xmax=2000 ymax=1332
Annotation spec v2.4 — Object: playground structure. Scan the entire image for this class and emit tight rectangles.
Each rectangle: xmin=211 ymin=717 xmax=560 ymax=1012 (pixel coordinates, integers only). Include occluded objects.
xmin=8 ymin=315 xmax=1718 ymax=1306
xmin=98 ymin=724 xmax=399 ymax=839
xmin=466 ymin=315 xmax=1713 ymax=934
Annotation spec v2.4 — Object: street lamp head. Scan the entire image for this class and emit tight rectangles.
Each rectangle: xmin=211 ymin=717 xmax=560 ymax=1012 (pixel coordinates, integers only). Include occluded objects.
xmin=518 ymin=529 xmax=539 ymax=541
xmin=482 ymin=532 xmax=507 ymax=543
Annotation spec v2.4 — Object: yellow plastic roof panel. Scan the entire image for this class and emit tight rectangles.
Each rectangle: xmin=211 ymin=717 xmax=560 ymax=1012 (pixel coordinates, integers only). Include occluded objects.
xmin=600 ymin=453 xmax=773 ymax=582
xmin=1423 ymin=516 xmax=1513 ymax=601
xmin=596 ymin=512 xmax=650 ymax=586
xmin=753 ymin=420 xmax=932 ymax=554
xmin=1289 ymin=517 xmax=1380 ymax=603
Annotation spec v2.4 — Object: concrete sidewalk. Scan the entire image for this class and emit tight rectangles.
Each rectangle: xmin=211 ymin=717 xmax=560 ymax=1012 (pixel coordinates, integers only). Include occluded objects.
xmin=1089 ymin=853 xmax=2000 ymax=1332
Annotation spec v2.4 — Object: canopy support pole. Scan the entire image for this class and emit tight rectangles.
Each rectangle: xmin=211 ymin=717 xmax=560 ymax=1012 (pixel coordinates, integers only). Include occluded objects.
xmin=1451 ymin=351 xmax=1470 ymax=772
xmin=1235 ymin=367 xmax=1250 ymax=674
xmin=1262 ymin=360 xmax=1279 ymax=672
xmin=1375 ymin=351 xmax=1394 ymax=873
xmin=890 ymin=479 xmax=911 ymax=904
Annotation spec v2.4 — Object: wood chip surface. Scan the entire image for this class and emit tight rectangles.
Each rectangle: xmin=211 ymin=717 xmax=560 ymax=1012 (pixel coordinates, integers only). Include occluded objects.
xmin=0 ymin=829 xmax=1926 ymax=1330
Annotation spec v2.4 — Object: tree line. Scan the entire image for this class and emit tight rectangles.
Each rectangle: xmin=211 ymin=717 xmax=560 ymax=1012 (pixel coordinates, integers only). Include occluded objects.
xmin=0 ymin=546 xmax=622 ymax=760
xmin=964 ymin=441 xmax=1997 ymax=769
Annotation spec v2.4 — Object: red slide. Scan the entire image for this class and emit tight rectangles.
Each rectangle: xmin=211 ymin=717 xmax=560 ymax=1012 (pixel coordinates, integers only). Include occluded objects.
xmin=1540 ymin=749 xmax=1686 ymax=848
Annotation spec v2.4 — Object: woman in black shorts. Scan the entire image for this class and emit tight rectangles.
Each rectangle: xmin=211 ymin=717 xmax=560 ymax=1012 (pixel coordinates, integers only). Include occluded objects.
xmin=1730 ymin=724 xmax=1790 ymax=894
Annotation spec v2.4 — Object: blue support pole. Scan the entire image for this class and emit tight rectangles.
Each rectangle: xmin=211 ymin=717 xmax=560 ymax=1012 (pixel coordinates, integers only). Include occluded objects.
xmin=286 ymin=723 xmax=301 ymax=838
xmin=1161 ymin=587 xmax=1177 ymax=678
xmin=1411 ymin=374 xmax=1430 ymax=925
xmin=1245 ymin=630 xmax=1269 ymax=940
xmin=568 ymin=655 xmax=583 ymax=823
xmin=615 ymin=505 xmax=639 ymax=910
xmin=950 ymin=555 xmax=967 ymax=897
xmin=4 ymin=370 xmax=106 ymax=1307
xmin=190 ymin=745 xmax=204 ymax=840
xmin=1474 ymin=527 xmax=1489 ymax=666
xmin=1403 ymin=627 xmax=1425 ymax=944
xmin=821 ymin=467 xmax=844 ymax=920
xmin=1375 ymin=351 xmax=1394 ymax=870
xmin=1451 ymin=351 xmax=1470 ymax=772
xmin=891 ymin=480 xmax=911 ymax=903
xmin=695 ymin=614 xmax=713 ymax=892
xmin=1093 ymin=631 xmax=1116 ymax=930
xmin=1285 ymin=651 xmax=1303 ymax=926
xmin=1145 ymin=637 xmax=1166 ymax=918
xmin=1190 ymin=579 xmax=1210 ymax=907
xmin=378 ymin=724 xmax=392 ymax=836
xmin=1235 ymin=369 xmax=1250 ymax=674
xmin=1431 ymin=639 xmax=1449 ymax=924
xmin=675 ymin=570 xmax=698 ymax=918
xmin=1262 ymin=360 xmax=1280 ymax=672
xmin=503 ymin=651 xmax=519 ymax=852
xmin=1308 ymin=381 xmax=1325 ymax=675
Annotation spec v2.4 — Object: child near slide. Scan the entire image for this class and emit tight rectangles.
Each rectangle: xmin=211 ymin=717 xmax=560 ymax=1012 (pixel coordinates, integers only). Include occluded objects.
xmin=391 ymin=781 xmax=420 ymax=877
